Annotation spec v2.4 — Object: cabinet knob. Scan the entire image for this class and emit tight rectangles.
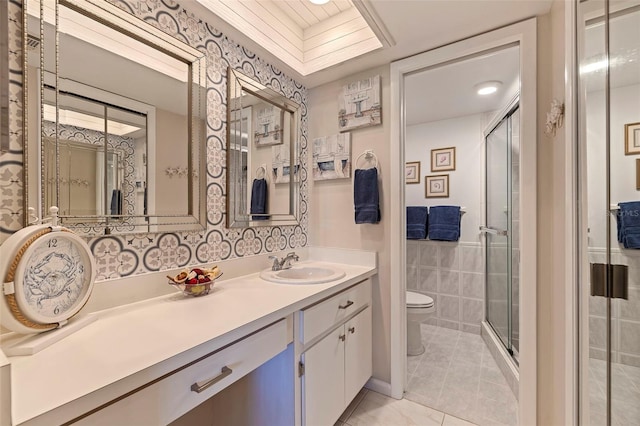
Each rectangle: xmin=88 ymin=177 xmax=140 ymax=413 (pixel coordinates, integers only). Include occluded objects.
xmin=338 ymin=300 xmax=354 ymax=310
xmin=339 ymin=334 xmax=346 ymax=342
xmin=348 ymin=326 xmax=355 ymax=334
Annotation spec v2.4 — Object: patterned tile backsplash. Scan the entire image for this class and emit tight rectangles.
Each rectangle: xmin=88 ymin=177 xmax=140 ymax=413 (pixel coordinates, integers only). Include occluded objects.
xmin=0 ymin=0 xmax=309 ymax=282
xmin=407 ymin=240 xmax=484 ymax=334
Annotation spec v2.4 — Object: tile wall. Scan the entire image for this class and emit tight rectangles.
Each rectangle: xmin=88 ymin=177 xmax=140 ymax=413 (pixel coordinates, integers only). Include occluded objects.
xmin=589 ymin=248 xmax=640 ymax=367
xmin=406 ymin=240 xmax=484 ymax=334
xmin=1 ymin=0 xmax=310 ymax=280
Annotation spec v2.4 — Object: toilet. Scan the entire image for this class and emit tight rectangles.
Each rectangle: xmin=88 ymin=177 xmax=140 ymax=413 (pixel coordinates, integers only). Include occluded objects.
xmin=406 ymin=291 xmax=435 ymax=356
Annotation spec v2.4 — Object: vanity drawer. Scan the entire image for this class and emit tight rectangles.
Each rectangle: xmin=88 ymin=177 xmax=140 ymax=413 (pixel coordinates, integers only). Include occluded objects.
xmin=300 ymin=280 xmax=371 ymax=345
xmin=77 ymin=318 xmax=290 ymax=426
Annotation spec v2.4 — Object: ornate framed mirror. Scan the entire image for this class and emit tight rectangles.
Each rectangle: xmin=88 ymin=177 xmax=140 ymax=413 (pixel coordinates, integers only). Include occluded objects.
xmin=226 ymin=68 xmax=301 ymax=228
xmin=24 ymin=0 xmax=207 ymax=235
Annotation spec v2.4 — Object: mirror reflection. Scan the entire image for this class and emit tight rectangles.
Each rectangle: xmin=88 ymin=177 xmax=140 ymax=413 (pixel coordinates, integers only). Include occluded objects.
xmin=26 ymin=0 xmax=206 ymax=234
xmin=227 ymin=68 xmax=301 ymax=228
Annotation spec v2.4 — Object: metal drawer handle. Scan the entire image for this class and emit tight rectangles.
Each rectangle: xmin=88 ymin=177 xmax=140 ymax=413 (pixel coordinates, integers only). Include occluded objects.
xmin=339 ymin=334 xmax=346 ymax=342
xmin=339 ymin=300 xmax=354 ymax=310
xmin=348 ymin=326 xmax=355 ymax=334
xmin=190 ymin=366 xmax=233 ymax=393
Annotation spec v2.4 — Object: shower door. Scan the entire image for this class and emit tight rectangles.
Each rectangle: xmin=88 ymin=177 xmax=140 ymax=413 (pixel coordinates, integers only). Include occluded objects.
xmin=484 ymin=101 xmax=520 ymax=360
xmin=577 ymin=0 xmax=640 ymax=424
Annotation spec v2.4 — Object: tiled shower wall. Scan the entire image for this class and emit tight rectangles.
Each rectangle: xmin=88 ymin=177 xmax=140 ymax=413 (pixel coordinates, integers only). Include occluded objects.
xmin=406 ymin=240 xmax=484 ymax=334
xmin=589 ymin=248 xmax=640 ymax=367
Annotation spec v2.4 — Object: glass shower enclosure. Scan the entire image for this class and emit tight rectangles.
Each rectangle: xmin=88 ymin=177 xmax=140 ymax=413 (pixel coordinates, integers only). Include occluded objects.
xmin=483 ymin=99 xmax=520 ymax=362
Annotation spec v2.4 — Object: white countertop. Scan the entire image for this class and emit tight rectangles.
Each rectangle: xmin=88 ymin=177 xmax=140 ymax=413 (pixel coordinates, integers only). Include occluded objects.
xmin=7 ymin=259 xmax=376 ymax=425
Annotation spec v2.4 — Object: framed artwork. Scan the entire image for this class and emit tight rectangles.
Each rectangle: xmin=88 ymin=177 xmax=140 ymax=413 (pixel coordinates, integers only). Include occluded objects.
xmin=625 ymin=122 xmax=640 ymax=155
xmin=271 ymin=144 xmax=298 ymax=184
xmin=338 ymin=75 xmax=381 ymax=132
xmin=431 ymin=147 xmax=456 ymax=172
xmin=425 ymin=174 xmax=449 ymax=198
xmin=637 ymin=159 xmax=640 ymax=190
xmin=405 ymin=162 xmax=420 ymax=184
xmin=312 ymin=133 xmax=351 ymax=180
xmin=254 ymin=104 xmax=283 ymax=147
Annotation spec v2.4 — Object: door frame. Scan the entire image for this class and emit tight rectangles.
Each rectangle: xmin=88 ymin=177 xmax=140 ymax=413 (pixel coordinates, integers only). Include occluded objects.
xmin=389 ymin=18 xmax=538 ymax=424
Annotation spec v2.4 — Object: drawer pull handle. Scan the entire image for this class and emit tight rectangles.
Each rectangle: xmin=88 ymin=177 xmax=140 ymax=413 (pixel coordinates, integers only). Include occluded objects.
xmin=191 ymin=366 xmax=233 ymax=393
xmin=339 ymin=300 xmax=354 ymax=310
xmin=348 ymin=326 xmax=355 ymax=334
xmin=339 ymin=334 xmax=346 ymax=342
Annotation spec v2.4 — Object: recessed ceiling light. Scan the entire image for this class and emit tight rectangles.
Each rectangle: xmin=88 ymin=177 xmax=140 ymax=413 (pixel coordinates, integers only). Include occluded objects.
xmin=475 ymin=81 xmax=502 ymax=96
xmin=309 ymin=0 xmax=330 ymax=5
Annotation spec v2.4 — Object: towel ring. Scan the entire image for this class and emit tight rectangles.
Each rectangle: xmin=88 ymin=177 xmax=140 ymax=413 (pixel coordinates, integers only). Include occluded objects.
xmin=355 ymin=150 xmax=378 ymax=170
xmin=256 ymin=166 xmax=266 ymax=179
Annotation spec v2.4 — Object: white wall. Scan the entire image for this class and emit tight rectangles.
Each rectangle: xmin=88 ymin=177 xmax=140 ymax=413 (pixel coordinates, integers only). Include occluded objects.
xmin=587 ymin=84 xmax=640 ymax=248
xmin=405 ymin=113 xmax=486 ymax=243
xmin=308 ymin=65 xmax=391 ymax=383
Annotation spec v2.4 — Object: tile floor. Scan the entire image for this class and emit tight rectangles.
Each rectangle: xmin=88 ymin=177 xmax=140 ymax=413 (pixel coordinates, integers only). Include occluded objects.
xmin=336 ymin=388 xmax=475 ymax=426
xmin=589 ymin=358 xmax=640 ymax=425
xmin=404 ymin=324 xmax=518 ymax=426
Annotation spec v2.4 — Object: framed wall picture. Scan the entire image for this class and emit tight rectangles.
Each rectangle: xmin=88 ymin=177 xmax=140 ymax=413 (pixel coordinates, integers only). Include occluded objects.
xmin=431 ymin=147 xmax=456 ymax=172
xmin=637 ymin=159 xmax=640 ymax=190
xmin=625 ymin=122 xmax=640 ymax=155
xmin=425 ymin=174 xmax=449 ymax=198
xmin=338 ymin=75 xmax=382 ymax=132
xmin=405 ymin=162 xmax=420 ymax=184
xmin=254 ymin=104 xmax=284 ymax=147
xmin=312 ymin=133 xmax=351 ymax=180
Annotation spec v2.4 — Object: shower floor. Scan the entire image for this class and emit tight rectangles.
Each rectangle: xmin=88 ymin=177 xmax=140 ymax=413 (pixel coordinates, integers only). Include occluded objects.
xmin=589 ymin=358 xmax=640 ymax=425
xmin=405 ymin=324 xmax=518 ymax=426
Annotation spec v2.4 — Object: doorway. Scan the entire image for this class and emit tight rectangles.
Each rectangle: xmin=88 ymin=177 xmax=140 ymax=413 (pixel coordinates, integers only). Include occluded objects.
xmin=389 ymin=18 xmax=538 ymax=424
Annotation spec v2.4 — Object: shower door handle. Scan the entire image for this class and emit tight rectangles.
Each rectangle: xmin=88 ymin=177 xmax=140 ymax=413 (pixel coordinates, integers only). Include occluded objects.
xmin=479 ymin=226 xmax=508 ymax=237
xmin=590 ymin=263 xmax=629 ymax=299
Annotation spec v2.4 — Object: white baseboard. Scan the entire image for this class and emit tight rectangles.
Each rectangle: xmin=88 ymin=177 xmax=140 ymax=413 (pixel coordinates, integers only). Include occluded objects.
xmin=365 ymin=377 xmax=393 ymax=397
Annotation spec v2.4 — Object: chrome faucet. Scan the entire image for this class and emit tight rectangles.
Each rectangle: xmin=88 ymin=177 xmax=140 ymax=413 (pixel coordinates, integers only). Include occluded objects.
xmin=268 ymin=252 xmax=299 ymax=271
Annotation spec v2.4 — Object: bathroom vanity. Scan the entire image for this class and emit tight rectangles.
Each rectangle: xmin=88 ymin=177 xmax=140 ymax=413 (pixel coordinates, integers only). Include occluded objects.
xmin=1 ymin=248 xmax=376 ymax=426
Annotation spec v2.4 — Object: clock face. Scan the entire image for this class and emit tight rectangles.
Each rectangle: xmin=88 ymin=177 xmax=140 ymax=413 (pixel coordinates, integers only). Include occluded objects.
xmin=16 ymin=232 xmax=92 ymax=323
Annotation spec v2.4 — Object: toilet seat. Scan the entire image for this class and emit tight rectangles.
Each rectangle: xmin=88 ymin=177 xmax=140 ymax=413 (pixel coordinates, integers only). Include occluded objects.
xmin=406 ymin=291 xmax=434 ymax=308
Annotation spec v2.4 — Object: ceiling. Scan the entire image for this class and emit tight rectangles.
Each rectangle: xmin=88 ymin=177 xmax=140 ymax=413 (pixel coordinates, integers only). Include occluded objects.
xmin=405 ymin=46 xmax=520 ymax=126
xmin=193 ymin=0 xmax=553 ymax=88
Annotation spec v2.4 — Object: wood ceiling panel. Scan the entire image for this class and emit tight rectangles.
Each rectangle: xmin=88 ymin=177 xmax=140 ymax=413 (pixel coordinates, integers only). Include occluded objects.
xmin=320 ymin=2 xmax=341 ymax=16
xmin=282 ymin=1 xmax=320 ymax=28
xmin=334 ymin=1 xmax=353 ymax=12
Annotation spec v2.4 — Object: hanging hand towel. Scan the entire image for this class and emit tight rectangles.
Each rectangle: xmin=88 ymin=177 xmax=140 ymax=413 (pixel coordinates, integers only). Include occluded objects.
xmin=616 ymin=202 xmax=640 ymax=249
xmin=354 ymin=168 xmax=380 ymax=224
xmin=406 ymin=207 xmax=428 ymax=239
xmin=428 ymin=206 xmax=461 ymax=241
xmin=250 ymin=178 xmax=269 ymax=220
xmin=110 ymin=189 xmax=122 ymax=216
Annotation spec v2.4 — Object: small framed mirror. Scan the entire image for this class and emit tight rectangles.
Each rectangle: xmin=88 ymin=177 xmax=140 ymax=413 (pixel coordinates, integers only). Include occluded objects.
xmin=227 ymin=68 xmax=301 ymax=228
xmin=25 ymin=0 xmax=207 ymax=235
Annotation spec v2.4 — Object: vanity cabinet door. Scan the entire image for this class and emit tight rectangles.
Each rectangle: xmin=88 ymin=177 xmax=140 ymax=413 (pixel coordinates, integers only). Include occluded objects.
xmin=344 ymin=306 xmax=372 ymax=404
xmin=302 ymin=326 xmax=345 ymax=426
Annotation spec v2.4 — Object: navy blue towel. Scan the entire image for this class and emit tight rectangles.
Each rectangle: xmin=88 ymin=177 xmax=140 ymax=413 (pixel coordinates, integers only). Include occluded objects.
xmin=407 ymin=207 xmax=428 ymax=239
xmin=354 ymin=168 xmax=380 ymax=224
xmin=428 ymin=206 xmax=461 ymax=241
xmin=250 ymin=178 xmax=268 ymax=221
xmin=616 ymin=202 xmax=640 ymax=249
xmin=110 ymin=189 xmax=122 ymax=216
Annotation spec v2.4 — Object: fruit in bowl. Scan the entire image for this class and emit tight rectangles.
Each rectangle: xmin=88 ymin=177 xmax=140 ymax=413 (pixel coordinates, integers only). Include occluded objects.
xmin=167 ymin=265 xmax=222 ymax=297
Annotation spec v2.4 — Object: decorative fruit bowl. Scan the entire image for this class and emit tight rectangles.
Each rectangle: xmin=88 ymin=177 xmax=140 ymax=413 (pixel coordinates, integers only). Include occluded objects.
xmin=167 ymin=266 xmax=222 ymax=297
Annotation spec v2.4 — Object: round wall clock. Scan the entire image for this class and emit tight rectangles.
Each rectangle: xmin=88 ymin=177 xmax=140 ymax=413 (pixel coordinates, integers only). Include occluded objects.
xmin=0 ymin=207 xmax=96 ymax=334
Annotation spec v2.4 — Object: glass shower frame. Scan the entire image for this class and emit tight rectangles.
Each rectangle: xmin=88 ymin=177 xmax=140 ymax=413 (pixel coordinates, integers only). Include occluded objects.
xmin=484 ymin=97 xmax=520 ymax=362
xmin=576 ymin=1 xmax=640 ymax=425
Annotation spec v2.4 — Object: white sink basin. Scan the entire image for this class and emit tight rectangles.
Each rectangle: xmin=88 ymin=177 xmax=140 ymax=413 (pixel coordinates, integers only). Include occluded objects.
xmin=260 ymin=266 xmax=346 ymax=284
